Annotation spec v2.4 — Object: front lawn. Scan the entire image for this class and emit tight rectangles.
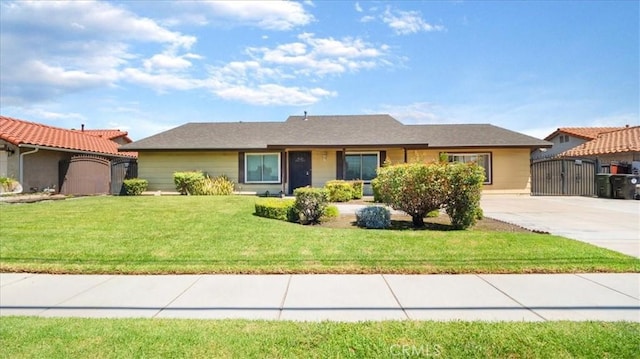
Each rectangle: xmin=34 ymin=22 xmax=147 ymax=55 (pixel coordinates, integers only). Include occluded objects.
xmin=1 ymin=317 xmax=638 ymax=358
xmin=0 ymin=196 xmax=638 ymax=274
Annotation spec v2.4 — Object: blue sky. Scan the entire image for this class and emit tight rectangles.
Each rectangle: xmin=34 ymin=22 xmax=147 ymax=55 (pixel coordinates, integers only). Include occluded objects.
xmin=1 ymin=0 xmax=638 ymax=141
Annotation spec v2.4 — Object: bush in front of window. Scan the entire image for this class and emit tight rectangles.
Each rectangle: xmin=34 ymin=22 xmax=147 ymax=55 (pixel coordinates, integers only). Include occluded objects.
xmin=444 ymin=162 xmax=485 ymax=229
xmin=324 ymin=180 xmax=354 ymax=202
xmin=373 ymin=162 xmax=449 ymax=228
xmin=350 ymin=180 xmax=364 ymax=199
xmin=372 ymin=162 xmax=484 ymax=229
xmin=293 ymin=187 xmax=329 ymax=225
xmin=355 ymin=206 xmax=391 ymax=229
xmin=123 ymin=178 xmax=148 ymax=196
xmin=255 ymin=198 xmax=298 ymax=222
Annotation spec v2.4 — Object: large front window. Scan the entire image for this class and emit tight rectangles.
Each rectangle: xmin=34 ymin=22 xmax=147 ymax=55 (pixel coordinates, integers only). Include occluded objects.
xmin=345 ymin=153 xmax=378 ymax=181
xmin=447 ymin=153 xmax=492 ymax=184
xmin=246 ymin=153 xmax=280 ymax=183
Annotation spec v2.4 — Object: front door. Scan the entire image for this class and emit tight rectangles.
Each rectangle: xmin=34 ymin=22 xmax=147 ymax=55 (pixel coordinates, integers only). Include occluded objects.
xmin=289 ymin=151 xmax=312 ymax=193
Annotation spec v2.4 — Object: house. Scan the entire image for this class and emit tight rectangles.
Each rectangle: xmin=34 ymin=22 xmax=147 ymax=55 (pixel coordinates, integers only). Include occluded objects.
xmin=120 ymin=114 xmax=551 ymax=195
xmin=531 ymin=126 xmax=626 ymax=160
xmin=558 ymin=126 xmax=640 ymax=174
xmin=0 ymin=116 xmax=137 ymax=194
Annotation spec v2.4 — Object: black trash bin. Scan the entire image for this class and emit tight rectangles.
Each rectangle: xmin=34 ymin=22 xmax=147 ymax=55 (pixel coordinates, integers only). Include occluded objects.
xmin=596 ymin=174 xmax=613 ymax=198
xmin=610 ymin=174 xmax=640 ymax=200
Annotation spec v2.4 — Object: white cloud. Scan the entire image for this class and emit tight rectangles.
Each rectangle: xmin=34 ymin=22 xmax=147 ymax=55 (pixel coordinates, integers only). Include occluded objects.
xmin=355 ymin=2 xmax=363 ymax=12
xmin=247 ymin=33 xmax=390 ymax=76
xmin=201 ymin=1 xmax=313 ymax=30
xmin=360 ymin=15 xmax=376 ymax=23
xmin=214 ymin=84 xmax=335 ymax=106
xmin=382 ymin=7 xmax=445 ymax=35
xmin=0 ymin=0 xmax=198 ymax=104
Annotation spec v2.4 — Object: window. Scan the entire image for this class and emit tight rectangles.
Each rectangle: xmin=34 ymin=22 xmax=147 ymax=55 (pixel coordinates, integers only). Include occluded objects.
xmin=345 ymin=153 xmax=378 ymax=181
xmin=447 ymin=153 xmax=492 ymax=184
xmin=245 ymin=153 xmax=280 ymax=183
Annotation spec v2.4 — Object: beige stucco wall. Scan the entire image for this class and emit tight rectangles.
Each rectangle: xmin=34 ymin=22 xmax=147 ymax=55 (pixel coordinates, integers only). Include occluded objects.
xmin=310 ymin=150 xmax=336 ymax=188
xmin=408 ymin=148 xmax=532 ymax=194
xmin=21 ymin=149 xmax=71 ymax=192
xmin=139 ymin=147 xmax=532 ymax=195
xmin=138 ymin=151 xmax=283 ymax=194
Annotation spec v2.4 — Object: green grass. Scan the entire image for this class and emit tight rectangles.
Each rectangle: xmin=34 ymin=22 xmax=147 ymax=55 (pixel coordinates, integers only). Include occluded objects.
xmin=1 ymin=317 xmax=638 ymax=358
xmin=1 ymin=196 xmax=638 ymax=274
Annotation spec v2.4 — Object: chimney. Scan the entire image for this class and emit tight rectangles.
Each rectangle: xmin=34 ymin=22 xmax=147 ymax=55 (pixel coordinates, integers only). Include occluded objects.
xmin=81 ymin=124 xmax=85 ymax=132
xmin=303 ymin=111 xmax=308 ymax=121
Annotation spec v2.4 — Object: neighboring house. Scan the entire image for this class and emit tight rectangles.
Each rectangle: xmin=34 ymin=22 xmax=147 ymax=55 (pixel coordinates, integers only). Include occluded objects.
xmin=120 ymin=114 xmax=551 ymax=195
xmin=558 ymin=126 xmax=640 ymax=174
xmin=73 ymin=126 xmax=133 ymax=145
xmin=531 ymin=126 xmax=625 ymax=160
xmin=0 ymin=116 xmax=136 ymax=194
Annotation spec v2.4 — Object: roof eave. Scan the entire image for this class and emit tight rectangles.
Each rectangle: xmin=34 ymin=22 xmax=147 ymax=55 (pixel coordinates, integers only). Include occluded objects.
xmin=20 ymin=144 xmax=136 ymax=158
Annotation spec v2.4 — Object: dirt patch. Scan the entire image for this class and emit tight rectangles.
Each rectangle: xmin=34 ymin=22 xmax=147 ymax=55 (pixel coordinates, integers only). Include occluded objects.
xmin=322 ymin=213 xmax=532 ymax=232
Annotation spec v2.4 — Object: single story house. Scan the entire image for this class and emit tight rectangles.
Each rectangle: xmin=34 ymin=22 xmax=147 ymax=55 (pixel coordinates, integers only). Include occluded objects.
xmin=558 ymin=126 xmax=640 ymax=174
xmin=531 ymin=126 xmax=626 ymax=160
xmin=120 ymin=114 xmax=551 ymax=195
xmin=0 ymin=116 xmax=136 ymax=194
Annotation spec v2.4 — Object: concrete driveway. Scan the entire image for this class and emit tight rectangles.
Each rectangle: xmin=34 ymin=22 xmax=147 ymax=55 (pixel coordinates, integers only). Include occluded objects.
xmin=481 ymin=195 xmax=640 ymax=258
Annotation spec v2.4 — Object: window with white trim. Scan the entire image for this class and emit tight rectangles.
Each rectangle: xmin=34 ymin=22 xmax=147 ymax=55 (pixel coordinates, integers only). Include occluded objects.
xmin=245 ymin=153 xmax=280 ymax=183
xmin=345 ymin=153 xmax=378 ymax=181
xmin=447 ymin=153 xmax=492 ymax=184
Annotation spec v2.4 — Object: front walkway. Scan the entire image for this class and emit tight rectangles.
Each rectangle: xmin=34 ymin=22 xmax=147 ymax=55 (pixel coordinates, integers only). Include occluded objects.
xmin=1 ymin=273 xmax=638 ymax=322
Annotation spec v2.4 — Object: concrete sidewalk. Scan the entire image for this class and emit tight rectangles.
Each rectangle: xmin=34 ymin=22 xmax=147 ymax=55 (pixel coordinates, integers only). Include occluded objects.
xmin=481 ymin=195 xmax=640 ymax=258
xmin=1 ymin=273 xmax=638 ymax=322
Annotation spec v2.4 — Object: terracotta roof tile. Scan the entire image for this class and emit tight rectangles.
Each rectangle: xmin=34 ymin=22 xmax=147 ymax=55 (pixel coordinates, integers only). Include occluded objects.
xmin=74 ymin=129 xmax=132 ymax=143
xmin=0 ymin=116 xmax=136 ymax=158
xmin=544 ymin=127 xmax=625 ymax=141
xmin=559 ymin=126 xmax=640 ymax=157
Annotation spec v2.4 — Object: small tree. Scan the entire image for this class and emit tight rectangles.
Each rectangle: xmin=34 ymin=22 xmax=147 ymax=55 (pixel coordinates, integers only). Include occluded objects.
xmin=373 ymin=162 xmax=449 ymax=227
xmin=373 ymin=161 xmax=484 ymax=229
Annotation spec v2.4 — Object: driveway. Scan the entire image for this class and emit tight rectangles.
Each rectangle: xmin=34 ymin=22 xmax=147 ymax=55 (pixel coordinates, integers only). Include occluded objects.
xmin=481 ymin=195 xmax=640 ymax=258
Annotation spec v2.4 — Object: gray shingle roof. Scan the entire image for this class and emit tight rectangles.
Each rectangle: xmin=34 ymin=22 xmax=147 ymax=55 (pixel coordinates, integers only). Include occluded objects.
xmin=120 ymin=115 xmax=551 ymax=151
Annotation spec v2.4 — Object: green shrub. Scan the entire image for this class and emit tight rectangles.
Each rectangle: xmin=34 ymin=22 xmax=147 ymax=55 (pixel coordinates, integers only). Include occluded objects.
xmin=0 ymin=177 xmax=19 ymax=192
xmin=123 ymin=178 xmax=148 ymax=196
xmin=322 ymin=205 xmax=339 ymax=221
xmin=255 ymin=199 xmax=297 ymax=222
xmin=350 ymin=180 xmax=364 ymax=199
xmin=371 ymin=178 xmax=383 ymax=203
xmin=355 ymin=206 xmax=391 ymax=229
xmin=293 ymin=187 xmax=329 ymax=225
xmin=173 ymin=171 xmax=234 ymax=195
xmin=200 ymin=174 xmax=235 ymax=195
xmin=374 ymin=162 xmax=449 ymax=227
xmin=374 ymin=161 xmax=484 ymax=229
xmin=427 ymin=209 xmax=440 ymax=218
xmin=324 ymin=180 xmax=354 ymax=202
xmin=173 ymin=171 xmax=205 ymax=195
xmin=444 ymin=162 xmax=485 ymax=229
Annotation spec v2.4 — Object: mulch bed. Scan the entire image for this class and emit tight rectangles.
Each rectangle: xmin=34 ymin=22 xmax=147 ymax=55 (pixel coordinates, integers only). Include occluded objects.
xmin=322 ymin=213 xmax=533 ymax=233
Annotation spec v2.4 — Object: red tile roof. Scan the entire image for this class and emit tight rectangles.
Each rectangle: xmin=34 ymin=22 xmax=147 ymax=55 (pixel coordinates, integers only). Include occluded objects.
xmin=74 ymin=129 xmax=132 ymax=143
xmin=559 ymin=126 xmax=640 ymax=157
xmin=544 ymin=127 xmax=625 ymax=141
xmin=0 ymin=116 xmax=136 ymax=158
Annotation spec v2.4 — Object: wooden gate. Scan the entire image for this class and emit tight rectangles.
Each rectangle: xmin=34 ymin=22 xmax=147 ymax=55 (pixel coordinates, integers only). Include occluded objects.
xmin=531 ymin=158 xmax=597 ymax=196
xmin=111 ymin=158 xmax=138 ymax=195
xmin=59 ymin=155 xmax=111 ymax=195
